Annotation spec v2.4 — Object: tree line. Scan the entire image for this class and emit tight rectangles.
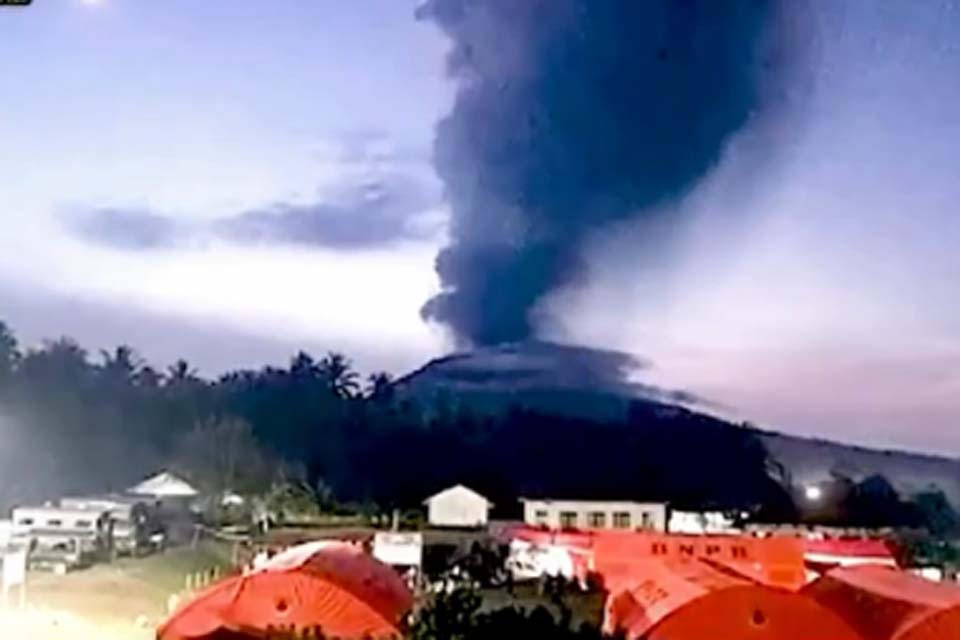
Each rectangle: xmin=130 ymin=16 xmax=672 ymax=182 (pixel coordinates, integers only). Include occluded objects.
xmin=0 ymin=318 xmax=956 ymax=542
xmin=0 ymin=320 xmax=387 ymax=509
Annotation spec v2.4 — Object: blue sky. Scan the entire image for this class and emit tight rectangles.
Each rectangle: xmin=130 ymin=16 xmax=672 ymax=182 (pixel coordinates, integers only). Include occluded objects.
xmin=0 ymin=0 xmax=453 ymax=372
xmin=1 ymin=0 xmax=959 ymax=453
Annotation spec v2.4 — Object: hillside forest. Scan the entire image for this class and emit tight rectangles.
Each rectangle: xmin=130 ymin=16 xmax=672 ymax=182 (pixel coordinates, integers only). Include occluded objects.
xmin=0 ymin=320 xmax=956 ymax=540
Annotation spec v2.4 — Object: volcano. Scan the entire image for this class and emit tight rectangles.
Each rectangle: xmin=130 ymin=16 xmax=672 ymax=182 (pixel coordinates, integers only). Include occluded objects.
xmin=395 ymin=341 xmax=960 ymax=508
xmin=394 ymin=341 xmax=701 ymax=422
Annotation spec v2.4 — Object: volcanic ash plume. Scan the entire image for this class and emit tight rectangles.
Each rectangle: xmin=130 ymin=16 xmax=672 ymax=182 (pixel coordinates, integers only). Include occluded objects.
xmin=418 ymin=0 xmax=806 ymax=346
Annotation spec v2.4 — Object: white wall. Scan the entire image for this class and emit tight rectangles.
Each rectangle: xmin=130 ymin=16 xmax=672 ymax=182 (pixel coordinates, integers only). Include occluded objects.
xmin=0 ymin=520 xmax=11 ymax=548
xmin=427 ymin=487 xmax=489 ymax=528
xmin=521 ymin=500 xmax=667 ymax=532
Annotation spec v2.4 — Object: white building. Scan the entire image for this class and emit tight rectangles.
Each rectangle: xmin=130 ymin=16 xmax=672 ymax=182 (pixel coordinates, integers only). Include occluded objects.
xmin=60 ymin=495 xmax=155 ymax=555
xmin=10 ymin=505 xmax=112 ymax=571
xmin=11 ymin=505 xmax=110 ymax=540
xmin=424 ymin=485 xmax=492 ymax=528
xmin=0 ymin=519 xmax=12 ymax=549
xmin=520 ymin=499 xmax=667 ymax=532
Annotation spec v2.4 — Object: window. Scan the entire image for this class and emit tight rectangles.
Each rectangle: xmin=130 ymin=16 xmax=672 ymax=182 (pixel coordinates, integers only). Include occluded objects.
xmin=46 ymin=519 xmax=63 ymax=527
xmin=559 ymin=511 xmax=578 ymax=529
xmin=534 ymin=509 xmax=548 ymax=525
xmin=613 ymin=512 xmax=632 ymax=529
xmin=640 ymin=512 xmax=654 ymax=530
xmin=50 ymin=539 xmax=77 ymax=553
xmin=587 ymin=511 xmax=607 ymax=528
xmin=17 ymin=518 xmax=34 ymax=526
xmin=75 ymin=520 xmax=93 ymax=529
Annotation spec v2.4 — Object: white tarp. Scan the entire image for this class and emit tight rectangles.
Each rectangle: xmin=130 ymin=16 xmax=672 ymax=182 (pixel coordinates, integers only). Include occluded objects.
xmin=373 ymin=532 xmax=423 ymax=568
xmin=129 ymin=471 xmax=199 ymax=497
xmin=506 ymin=539 xmax=575 ymax=581
xmin=261 ymin=540 xmax=344 ymax=572
xmin=668 ymin=510 xmax=740 ymax=535
xmin=910 ymin=567 xmax=945 ymax=582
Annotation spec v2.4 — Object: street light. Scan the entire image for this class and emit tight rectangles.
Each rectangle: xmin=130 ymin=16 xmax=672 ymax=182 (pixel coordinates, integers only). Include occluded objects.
xmin=804 ymin=485 xmax=823 ymax=502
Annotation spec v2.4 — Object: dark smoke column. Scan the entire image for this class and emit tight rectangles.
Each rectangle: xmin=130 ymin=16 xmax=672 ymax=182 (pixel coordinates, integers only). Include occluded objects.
xmin=419 ymin=0 xmax=799 ymax=346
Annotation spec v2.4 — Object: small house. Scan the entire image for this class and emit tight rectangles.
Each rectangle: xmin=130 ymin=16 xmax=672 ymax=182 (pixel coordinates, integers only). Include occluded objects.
xmin=424 ymin=485 xmax=492 ymax=528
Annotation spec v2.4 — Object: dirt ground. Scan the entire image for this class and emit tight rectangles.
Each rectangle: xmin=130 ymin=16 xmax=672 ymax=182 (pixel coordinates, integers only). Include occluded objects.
xmin=0 ymin=541 xmax=233 ymax=639
xmin=0 ymin=534 xmax=605 ymax=639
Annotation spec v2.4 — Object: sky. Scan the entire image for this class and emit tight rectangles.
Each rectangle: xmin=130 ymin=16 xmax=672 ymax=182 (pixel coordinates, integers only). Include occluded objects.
xmin=1 ymin=0 xmax=959 ymax=454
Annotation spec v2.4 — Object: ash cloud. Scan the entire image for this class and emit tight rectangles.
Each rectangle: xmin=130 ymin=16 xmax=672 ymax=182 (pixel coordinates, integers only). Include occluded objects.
xmin=68 ymin=171 xmax=442 ymax=251
xmin=216 ymin=170 xmax=440 ymax=249
xmin=418 ymin=0 xmax=807 ymax=346
xmin=71 ymin=209 xmax=180 ymax=250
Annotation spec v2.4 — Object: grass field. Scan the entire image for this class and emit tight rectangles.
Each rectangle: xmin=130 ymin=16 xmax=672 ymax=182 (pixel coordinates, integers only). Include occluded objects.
xmin=0 ymin=541 xmax=234 ymax=640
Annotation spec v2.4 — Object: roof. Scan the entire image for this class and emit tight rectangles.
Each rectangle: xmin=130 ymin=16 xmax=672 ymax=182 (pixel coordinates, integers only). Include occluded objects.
xmin=605 ymin=558 xmax=862 ymax=640
xmin=12 ymin=505 xmax=110 ymax=518
xmin=519 ymin=497 xmax=667 ymax=507
xmin=158 ymin=542 xmax=413 ymax=640
xmin=803 ymin=565 xmax=960 ymax=640
xmin=423 ymin=484 xmax=492 ymax=506
xmin=61 ymin=494 xmax=147 ymax=509
xmin=803 ymin=538 xmax=897 ymax=561
xmin=129 ymin=471 xmax=199 ymax=497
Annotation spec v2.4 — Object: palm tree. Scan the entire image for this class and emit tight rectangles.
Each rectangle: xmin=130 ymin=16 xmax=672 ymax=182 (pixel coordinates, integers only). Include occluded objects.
xmin=100 ymin=345 xmax=142 ymax=386
xmin=134 ymin=365 xmax=164 ymax=389
xmin=318 ymin=352 xmax=359 ymax=398
xmin=289 ymin=352 xmax=319 ymax=381
xmin=366 ymin=371 xmax=394 ymax=400
xmin=18 ymin=337 xmax=89 ymax=385
xmin=0 ymin=321 xmax=20 ymax=381
xmin=166 ymin=359 xmax=199 ymax=385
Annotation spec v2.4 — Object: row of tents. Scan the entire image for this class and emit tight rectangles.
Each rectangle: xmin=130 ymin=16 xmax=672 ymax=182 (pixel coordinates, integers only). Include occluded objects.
xmin=156 ymin=528 xmax=960 ymax=640
xmin=603 ymin=559 xmax=960 ymax=640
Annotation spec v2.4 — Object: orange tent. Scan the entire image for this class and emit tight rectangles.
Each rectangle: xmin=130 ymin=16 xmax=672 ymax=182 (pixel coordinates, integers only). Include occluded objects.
xmin=158 ymin=542 xmax=413 ymax=640
xmin=604 ymin=558 xmax=863 ymax=640
xmin=803 ymin=538 xmax=898 ymax=572
xmin=591 ymin=530 xmax=808 ymax=593
xmin=803 ymin=565 xmax=960 ymax=640
xmin=505 ymin=528 xmax=809 ymax=592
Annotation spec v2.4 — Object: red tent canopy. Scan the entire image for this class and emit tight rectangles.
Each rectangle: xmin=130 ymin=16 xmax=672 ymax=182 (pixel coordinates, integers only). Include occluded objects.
xmin=590 ymin=531 xmax=807 ymax=593
xmin=604 ymin=558 xmax=862 ymax=640
xmin=158 ymin=542 xmax=413 ymax=640
xmin=803 ymin=538 xmax=898 ymax=570
xmin=804 ymin=565 xmax=960 ymax=640
xmin=505 ymin=527 xmax=808 ymax=591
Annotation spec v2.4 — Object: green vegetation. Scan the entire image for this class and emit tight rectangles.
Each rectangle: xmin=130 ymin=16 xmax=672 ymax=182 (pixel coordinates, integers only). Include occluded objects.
xmin=0 ymin=318 xmax=955 ymax=537
xmin=0 ymin=319 xmax=791 ymax=519
xmin=410 ymin=587 xmax=611 ymax=640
